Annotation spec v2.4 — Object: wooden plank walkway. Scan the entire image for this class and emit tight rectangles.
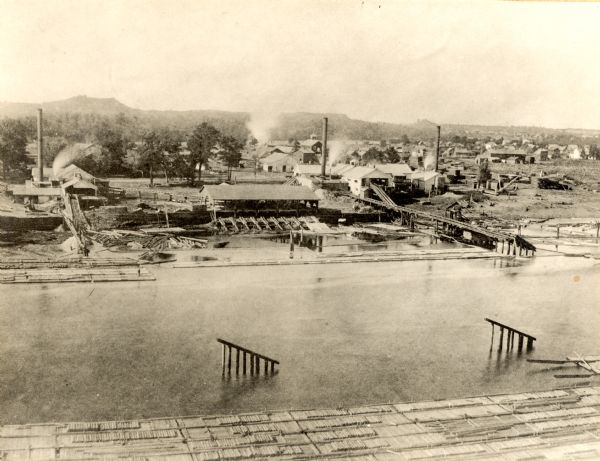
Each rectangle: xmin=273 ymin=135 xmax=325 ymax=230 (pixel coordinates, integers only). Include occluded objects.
xmin=3 ymin=386 xmax=600 ymax=460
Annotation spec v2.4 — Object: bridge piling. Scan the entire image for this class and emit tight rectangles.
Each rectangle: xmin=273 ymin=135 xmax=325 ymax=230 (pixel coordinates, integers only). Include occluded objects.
xmin=218 ymin=339 xmax=279 ymax=377
xmin=485 ymin=318 xmax=536 ymax=353
xmin=227 ymin=345 xmax=232 ymax=374
xmin=518 ymin=334 xmax=524 ymax=352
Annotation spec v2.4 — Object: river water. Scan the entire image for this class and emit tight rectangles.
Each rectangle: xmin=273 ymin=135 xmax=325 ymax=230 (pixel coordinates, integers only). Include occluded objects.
xmin=1 ymin=242 xmax=599 ymax=424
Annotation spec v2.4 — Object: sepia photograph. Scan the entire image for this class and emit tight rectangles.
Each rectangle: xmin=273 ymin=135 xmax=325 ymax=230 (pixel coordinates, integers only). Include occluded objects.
xmin=1 ymin=0 xmax=600 ymax=459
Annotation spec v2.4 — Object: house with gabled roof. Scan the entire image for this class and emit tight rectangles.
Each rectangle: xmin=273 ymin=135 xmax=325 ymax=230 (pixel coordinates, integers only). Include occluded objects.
xmin=341 ymin=166 xmax=391 ymax=197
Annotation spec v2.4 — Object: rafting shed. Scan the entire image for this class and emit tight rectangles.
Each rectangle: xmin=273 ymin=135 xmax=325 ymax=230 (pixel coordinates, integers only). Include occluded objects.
xmin=199 ymin=184 xmax=320 ymax=212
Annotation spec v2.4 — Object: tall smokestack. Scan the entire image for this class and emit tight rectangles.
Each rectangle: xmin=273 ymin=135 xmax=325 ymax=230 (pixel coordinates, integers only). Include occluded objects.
xmin=435 ymin=125 xmax=440 ymax=172
xmin=37 ymin=108 xmax=44 ymax=182
xmin=321 ymin=117 xmax=328 ymax=177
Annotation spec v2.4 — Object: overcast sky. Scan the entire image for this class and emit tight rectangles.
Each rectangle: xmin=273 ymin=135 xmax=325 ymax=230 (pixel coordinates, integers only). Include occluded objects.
xmin=1 ymin=0 xmax=600 ymax=129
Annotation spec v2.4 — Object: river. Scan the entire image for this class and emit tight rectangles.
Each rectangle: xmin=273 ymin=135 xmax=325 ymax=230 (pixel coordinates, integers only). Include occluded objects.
xmin=0 ymin=242 xmax=599 ymax=424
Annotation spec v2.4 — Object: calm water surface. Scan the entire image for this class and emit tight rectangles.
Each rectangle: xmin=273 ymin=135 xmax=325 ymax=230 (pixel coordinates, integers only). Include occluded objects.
xmin=1 ymin=248 xmax=599 ymax=424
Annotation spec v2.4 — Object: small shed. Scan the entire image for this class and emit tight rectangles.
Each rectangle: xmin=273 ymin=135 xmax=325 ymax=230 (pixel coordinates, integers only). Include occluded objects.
xmin=61 ymin=177 xmax=98 ymax=196
xmin=410 ymin=171 xmax=445 ymax=194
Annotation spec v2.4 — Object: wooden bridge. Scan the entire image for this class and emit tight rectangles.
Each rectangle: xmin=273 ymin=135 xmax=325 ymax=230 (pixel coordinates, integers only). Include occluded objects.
xmin=361 ymin=184 xmax=536 ymax=256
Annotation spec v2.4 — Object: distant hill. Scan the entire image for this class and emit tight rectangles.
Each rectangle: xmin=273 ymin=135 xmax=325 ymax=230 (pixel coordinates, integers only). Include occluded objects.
xmin=43 ymin=95 xmax=134 ymax=114
xmin=0 ymin=95 xmax=133 ymax=117
xmin=0 ymin=95 xmax=598 ymax=142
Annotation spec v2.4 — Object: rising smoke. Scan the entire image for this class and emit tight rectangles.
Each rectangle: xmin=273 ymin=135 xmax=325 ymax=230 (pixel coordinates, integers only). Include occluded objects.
xmin=326 ymin=140 xmax=347 ymax=166
xmin=423 ymin=150 xmax=436 ymax=170
xmin=52 ymin=144 xmax=94 ymax=177
xmin=245 ymin=112 xmax=280 ymax=144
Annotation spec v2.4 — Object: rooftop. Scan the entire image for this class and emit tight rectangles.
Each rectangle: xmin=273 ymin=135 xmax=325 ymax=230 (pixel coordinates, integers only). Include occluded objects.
xmin=294 ymin=164 xmax=323 ymax=175
xmin=372 ymin=163 xmax=412 ymax=176
xmin=261 ymin=152 xmax=294 ymax=164
xmin=343 ymin=166 xmax=391 ymax=180
xmin=411 ymin=170 xmax=440 ymax=181
xmin=202 ymin=185 xmax=319 ymax=201
xmin=61 ymin=177 xmax=98 ymax=191
xmin=11 ymin=184 xmax=62 ymax=197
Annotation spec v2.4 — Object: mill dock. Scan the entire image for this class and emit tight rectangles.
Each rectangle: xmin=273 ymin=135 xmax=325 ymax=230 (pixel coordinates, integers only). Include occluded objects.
xmin=3 ymin=386 xmax=600 ymax=460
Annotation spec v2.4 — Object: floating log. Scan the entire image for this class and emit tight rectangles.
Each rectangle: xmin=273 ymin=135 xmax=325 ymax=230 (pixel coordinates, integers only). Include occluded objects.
xmin=554 ymin=374 xmax=595 ymax=379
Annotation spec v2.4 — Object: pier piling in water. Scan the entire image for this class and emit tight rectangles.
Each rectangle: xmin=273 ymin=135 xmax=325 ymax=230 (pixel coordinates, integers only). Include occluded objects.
xmin=218 ymin=338 xmax=279 ymax=377
xmin=486 ymin=318 xmax=536 ymax=352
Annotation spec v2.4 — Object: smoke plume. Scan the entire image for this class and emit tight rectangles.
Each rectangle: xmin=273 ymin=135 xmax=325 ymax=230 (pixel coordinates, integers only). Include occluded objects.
xmin=326 ymin=140 xmax=347 ymax=166
xmin=52 ymin=144 xmax=94 ymax=177
xmin=423 ymin=150 xmax=436 ymax=170
xmin=246 ymin=112 xmax=280 ymax=143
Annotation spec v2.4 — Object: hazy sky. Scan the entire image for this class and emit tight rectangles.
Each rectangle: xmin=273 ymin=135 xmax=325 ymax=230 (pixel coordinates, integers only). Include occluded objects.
xmin=1 ymin=0 xmax=600 ymax=129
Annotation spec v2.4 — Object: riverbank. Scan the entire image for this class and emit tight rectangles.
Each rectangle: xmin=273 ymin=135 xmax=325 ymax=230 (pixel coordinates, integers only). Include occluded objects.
xmin=2 ymin=385 xmax=600 ymax=460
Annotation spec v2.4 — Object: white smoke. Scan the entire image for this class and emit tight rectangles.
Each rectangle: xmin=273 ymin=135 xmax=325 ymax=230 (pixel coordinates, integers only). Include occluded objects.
xmin=423 ymin=150 xmax=436 ymax=170
xmin=326 ymin=140 xmax=347 ymax=166
xmin=246 ymin=112 xmax=280 ymax=144
xmin=52 ymin=144 xmax=94 ymax=177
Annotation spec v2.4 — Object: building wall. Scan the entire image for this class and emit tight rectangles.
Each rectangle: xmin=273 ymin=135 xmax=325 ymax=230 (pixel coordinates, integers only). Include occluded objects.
xmin=262 ymin=157 xmax=296 ymax=172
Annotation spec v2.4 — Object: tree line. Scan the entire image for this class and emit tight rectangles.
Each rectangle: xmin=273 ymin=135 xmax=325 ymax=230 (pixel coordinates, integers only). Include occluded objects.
xmin=0 ymin=116 xmax=243 ymax=184
xmin=78 ymin=122 xmax=243 ymax=185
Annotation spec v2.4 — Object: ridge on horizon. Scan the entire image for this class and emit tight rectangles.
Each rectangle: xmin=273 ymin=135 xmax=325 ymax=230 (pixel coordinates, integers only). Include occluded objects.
xmin=0 ymin=95 xmax=597 ymax=133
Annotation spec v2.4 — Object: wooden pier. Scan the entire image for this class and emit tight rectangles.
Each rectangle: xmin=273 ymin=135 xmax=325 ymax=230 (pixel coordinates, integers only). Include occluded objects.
xmin=4 ymin=386 xmax=600 ymax=460
xmin=218 ymin=338 xmax=279 ymax=376
xmin=486 ymin=318 xmax=536 ymax=351
xmin=356 ymin=185 xmax=537 ymax=256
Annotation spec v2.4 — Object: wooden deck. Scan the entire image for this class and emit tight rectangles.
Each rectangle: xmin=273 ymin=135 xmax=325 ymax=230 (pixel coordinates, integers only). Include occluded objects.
xmin=3 ymin=386 xmax=600 ymax=460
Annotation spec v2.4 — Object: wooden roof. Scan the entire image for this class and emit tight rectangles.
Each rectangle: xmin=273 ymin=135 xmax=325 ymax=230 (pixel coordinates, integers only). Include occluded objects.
xmin=202 ymin=185 xmax=319 ymax=201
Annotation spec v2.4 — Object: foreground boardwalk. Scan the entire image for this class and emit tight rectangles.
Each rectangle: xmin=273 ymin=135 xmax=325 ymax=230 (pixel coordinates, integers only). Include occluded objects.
xmin=3 ymin=387 xmax=600 ymax=460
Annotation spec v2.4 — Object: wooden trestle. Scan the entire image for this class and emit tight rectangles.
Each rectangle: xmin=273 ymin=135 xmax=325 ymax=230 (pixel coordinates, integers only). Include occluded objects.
xmin=361 ymin=185 xmax=536 ymax=256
